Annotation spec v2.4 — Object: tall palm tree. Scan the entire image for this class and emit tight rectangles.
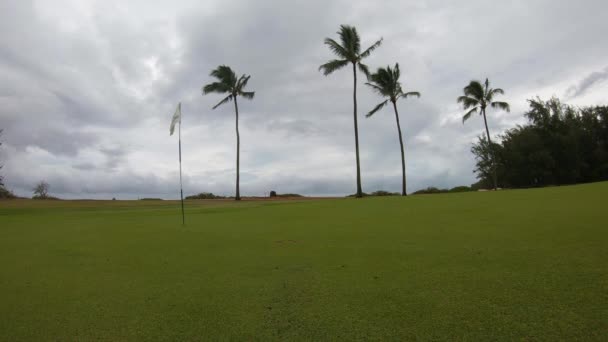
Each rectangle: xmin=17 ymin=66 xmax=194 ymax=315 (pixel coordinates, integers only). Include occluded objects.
xmin=202 ymin=65 xmax=254 ymax=201
xmin=457 ymin=78 xmax=510 ymax=190
xmin=365 ymin=64 xmax=420 ymax=196
xmin=319 ymin=25 xmax=382 ymax=198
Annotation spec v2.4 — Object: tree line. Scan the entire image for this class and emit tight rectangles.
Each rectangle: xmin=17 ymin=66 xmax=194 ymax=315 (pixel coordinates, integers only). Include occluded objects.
xmin=471 ymin=98 xmax=608 ymax=188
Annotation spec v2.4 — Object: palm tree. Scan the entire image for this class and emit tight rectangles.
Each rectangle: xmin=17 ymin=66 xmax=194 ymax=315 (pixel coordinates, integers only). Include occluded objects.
xmin=202 ymin=65 xmax=255 ymax=201
xmin=365 ymin=64 xmax=420 ymax=196
xmin=319 ymin=25 xmax=382 ymax=198
xmin=457 ymin=78 xmax=510 ymax=190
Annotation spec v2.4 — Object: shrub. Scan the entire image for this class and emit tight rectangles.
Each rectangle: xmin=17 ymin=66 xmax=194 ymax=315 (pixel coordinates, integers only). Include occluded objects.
xmin=370 ymin=190 xmax=399 ymax=196
xmin=185 ymin=192 xmax=227 ymax=200
xmin=448 ymin=186 xmax=473 ymax=193
xmin=276 ymin=193 xmax=303 ymax=197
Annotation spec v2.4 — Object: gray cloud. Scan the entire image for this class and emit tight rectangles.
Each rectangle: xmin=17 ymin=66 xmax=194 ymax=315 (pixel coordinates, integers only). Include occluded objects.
xmin=565 ymin=66 xmax=608 ymax=99
xmin=1 ymin=0 xmax=607 ymax=198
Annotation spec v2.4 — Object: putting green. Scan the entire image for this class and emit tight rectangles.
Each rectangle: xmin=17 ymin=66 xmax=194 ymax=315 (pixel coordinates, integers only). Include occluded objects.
xmin=1 ymin=183 xmax=607 ymax=340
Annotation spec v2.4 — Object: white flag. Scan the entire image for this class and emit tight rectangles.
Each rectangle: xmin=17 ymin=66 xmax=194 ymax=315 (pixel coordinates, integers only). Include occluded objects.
xmin=169 ymin=102 xmax=181 ymax=136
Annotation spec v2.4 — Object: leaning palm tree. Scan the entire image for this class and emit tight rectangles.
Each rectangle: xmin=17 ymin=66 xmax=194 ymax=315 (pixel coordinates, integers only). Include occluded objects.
xmin=365 ymin=64 xmax=420 ymax=196
xmin=319 ymin=25 xmax=382 ymax=198
xmin=457 ymin=78 xmax=510 ymax=190
xmin=202 ymin=65 xmax=254 ymax=201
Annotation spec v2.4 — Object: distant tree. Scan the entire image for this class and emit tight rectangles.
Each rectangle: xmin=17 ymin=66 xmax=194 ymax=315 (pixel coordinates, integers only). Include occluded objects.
xmin=319 ymin=25 xmax=382 ymax=198
xmin=33 ymin=181 xmax=50 ymax=199
xmin=269 ymin=191 xmax=277 ymax=197
xmin=457 ymin=78 xmax=510 ymax=190
xmin=365 ymin=63 xmax=420 ymax=196
xmin=202 ymin=65 xmax=255 ymax=201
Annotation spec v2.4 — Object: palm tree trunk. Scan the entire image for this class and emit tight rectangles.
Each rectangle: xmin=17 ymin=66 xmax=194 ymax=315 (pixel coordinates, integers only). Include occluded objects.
xmin=234 ymin=96 xmax=241 ymax=200
xmin=392 ymin=101 xmax=407 ymax=196
xmin=352 ymin=63 xmax=363 ymax=198
xmin=482 ymin=107 xmax=498 ymax=190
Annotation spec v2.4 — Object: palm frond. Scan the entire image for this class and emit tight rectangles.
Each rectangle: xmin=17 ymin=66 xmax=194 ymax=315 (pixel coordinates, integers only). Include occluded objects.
xmin=212 ymin=95 xmax=233 ymax=109
xmin=210 ymin=65 xmax=237 ymax=86
xmin=463 ymin=80 xmax=484 ymax=100
xmin=240 ymin=91 xmax=255 ymax=100
xmin=324 ymin=38 xmax=349 ymax=59
xmin=202 ymin=82 xmax=230 ymax=95
xmin=360 ymin=38 xmax=383 ymax=58
xmin=393 ymin=63 xmax=400 ymax=80
xmin=358 ymin=62 xmax=371 ymax=78
xmin=491 ymin=101 xmax=510 ymax=112
xmin=401 ymin=91 xmax=420 ymax=99
xmin=457 ymin=95 xmax=479 ymax=109
xmin=490 ymin=88 xmax=504 ymax=96
xmin=338 ymin=25 xmax=360 ymax=55
xmin=366 ymin=100 xmax=389 ymax=118
xmin=319 ymin=59 xmax=349 ymax=76
xmin=236 ymin=75 xmax=251 ymax=91
xmin=365 ymin=82 xmax=387 ymax=96
xmin=462 ymin=107 xmax=478 ymax=123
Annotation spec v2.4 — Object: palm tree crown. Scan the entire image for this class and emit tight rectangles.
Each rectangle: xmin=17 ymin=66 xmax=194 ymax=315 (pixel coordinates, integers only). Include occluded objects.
xmin=202 ymin=65 xmax=254 ymax=108
xmin=366 ymin=63 xmax=420 ymax=117
xmin=319 ymin=25 xmax=382 ymax=77
xmin=457 ymin=78 xmax=509 ymax=123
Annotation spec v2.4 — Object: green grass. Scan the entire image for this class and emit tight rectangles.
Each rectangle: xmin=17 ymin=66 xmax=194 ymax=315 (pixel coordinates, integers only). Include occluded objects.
xmin=1 ymin=183 xmax=607 ymax=340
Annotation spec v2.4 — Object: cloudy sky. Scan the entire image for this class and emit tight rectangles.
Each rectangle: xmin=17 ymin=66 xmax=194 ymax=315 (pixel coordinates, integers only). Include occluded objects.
xmin=1 ymin=0 xmax=607 ymax=199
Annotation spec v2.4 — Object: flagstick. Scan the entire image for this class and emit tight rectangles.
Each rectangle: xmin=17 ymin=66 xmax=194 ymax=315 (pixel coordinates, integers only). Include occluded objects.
xmin=178 ymin=106 xmax=185 ymax=226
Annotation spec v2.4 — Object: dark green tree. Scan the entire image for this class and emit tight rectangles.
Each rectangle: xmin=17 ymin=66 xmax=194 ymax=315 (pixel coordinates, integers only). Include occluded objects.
xmin=202 ymin=65 xmax=255 ymax=201
xmin=319 ymin=25 xmax=382 ymax=198
xmin=365 ymin=63 xmax=420 ymax=196
xmin=471 ymin=98 xmax=608 ymax=188
xmin=458 ymin=78 xmax=510 ymax=189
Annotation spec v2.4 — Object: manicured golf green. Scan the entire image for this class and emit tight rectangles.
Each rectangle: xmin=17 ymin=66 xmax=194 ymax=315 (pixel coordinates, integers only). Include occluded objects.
xmin=1 ymin=183 xmax=607 ymax=340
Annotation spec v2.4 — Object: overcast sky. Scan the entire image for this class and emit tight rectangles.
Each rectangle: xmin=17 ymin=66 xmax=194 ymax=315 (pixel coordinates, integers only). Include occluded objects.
xmin=1 ymin=0 xmax=607 ymax=199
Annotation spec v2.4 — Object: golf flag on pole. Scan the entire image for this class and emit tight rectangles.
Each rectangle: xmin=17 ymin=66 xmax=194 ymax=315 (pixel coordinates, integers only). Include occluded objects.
xmin=169 ymin=102 xmax=185 ymax=225
xmin=170 ymin=102 xmax=181 ymax=136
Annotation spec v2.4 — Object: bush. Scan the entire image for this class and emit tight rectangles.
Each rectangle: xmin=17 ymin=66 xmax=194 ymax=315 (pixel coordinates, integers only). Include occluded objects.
xmin=346 ymin=191 xmax=399 ymax=197
xmin=413 ymin=185 xmax=474 ymax=195
xmin=412 ymin=187 xmax=446 ymax=195
xmin=185 ymin=192 xmax=227 ymax=200
xmin=32 ymin=195 xmax=60 ymax=200
xmin=346 ymin=192 xmax=369 ymax=197
xmin=448 ymin=186 xmax=473 ymax=193
xmin=276 ymin=193 xmax=303 ymax=197
xmin=269 ymin=191 xmax=277 ymax=197
xmin=370 ymin=190 xmax=399 ymax=196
